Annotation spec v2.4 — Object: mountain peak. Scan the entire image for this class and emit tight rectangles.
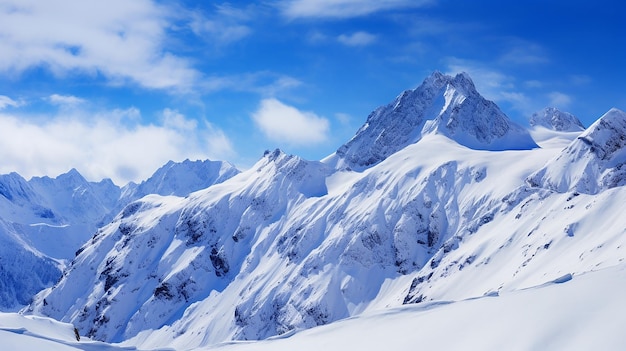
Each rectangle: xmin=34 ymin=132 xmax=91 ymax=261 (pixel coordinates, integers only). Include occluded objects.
xmin=126 ymin=158 xmax=240 ymax=198
xmin=330 ymin=71 xmax=537 ymax=170
xmin=530 ymin=107 xmax=585 ymax=132
xmin=527 ymin=107 xmax=626 ymax=194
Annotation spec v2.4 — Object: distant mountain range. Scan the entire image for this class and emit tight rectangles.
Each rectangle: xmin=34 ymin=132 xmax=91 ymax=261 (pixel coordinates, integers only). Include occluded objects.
xmin=2 ymin=72 xmax=624 ymax=350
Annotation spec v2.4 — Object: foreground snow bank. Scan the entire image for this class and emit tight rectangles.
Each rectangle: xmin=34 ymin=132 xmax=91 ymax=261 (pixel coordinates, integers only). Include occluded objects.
xmin=203 ymin=264 xmax=626 ymax=351
xmin=4 ymin=263 xmax=626 ymax=350
xmin=0 ymin=313 xmax=135 ymax=350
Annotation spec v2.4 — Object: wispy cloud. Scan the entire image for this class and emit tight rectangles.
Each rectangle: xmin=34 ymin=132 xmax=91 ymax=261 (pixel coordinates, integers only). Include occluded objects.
xmin=278 ymin=0 xmax=433 ymax=19
xmin=47 ymin=94 xmax=86 ymax=107
xmin=201 ymin=72 xmax=302 ymax=97
xmin=0 ymin=107 xmax=234 ymax=184
xmin=251 ymin=98 xmax=329 ymax=145
xmin=337 ymin=31 xmax=377 ymax=46
xmin=0 ymin=95 xmax=23 ymax=110
xmin=0 ymin=0 xmax=199 ymax=91
xmin=189 ymin=3 xmax=255 ymax=44
xmin=446 ymin=58 xmax=539 ymax=116
xmin=548 ymin=92 xmax=572 ymax=108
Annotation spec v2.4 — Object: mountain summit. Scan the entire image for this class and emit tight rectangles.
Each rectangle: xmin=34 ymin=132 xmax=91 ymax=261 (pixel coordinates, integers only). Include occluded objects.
xmin=530 ymin=107 xmax=585 ymax=132
xmin=328 ymin=71 xmax=537 ymax=170
xmin=527 ymin=108 xmax=626 ymax=194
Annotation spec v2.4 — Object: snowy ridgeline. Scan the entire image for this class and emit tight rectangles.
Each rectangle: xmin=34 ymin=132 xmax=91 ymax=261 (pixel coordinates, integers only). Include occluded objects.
xmin=0 ymin=160 xmax=239 ymax=309
xmin=1 ymin=72 xmax=625 ymax=350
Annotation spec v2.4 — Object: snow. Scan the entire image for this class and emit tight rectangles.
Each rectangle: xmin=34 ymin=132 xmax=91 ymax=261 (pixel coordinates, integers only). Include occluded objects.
xmin=203 ymin=264 xmax=626 ymax=351
xmin=2 ymin=72 xmax=625 ymax=351
xmin=530 ymin=106 xmax=585 ymax=132
xmin=327 ymin=71 xmax=537 ymax=171
xmin=0 ymin=159 xmax=239 ymax=310
xmin=4 ymin=264 xmax=626 ymax=350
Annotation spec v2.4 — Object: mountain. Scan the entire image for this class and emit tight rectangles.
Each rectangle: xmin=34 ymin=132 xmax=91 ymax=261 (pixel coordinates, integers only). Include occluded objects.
xmin=326 ymin=71 xmax=537 ymax=170
xmin=24 ymin=72 xmax=626 ymax=350
xmin=4 ymin=263 xmax=626 ymax=350
xmin=0 ymin=218 xmax=61 ymax=310
xmin=402 ymin=108 xmax=626 ymax=305
xmin=122 ymin=159 xmax=240 ymax=199
xmin=527 ymin=108 xmax=626 ymax=194
xmin=530 ymin=106 xmax=585 ymax=132
xmin=0 ymin=159 xmax=239 ymax=310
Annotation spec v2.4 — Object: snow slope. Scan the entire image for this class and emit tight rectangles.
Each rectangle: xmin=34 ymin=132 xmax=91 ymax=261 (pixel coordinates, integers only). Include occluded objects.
xmin=5 ymin=264 xmax=626 ymax=350
xmin=204 ymin=264 xmax=626 ymax=351
xmin=0 ymin=312 xmax=135 ymax=350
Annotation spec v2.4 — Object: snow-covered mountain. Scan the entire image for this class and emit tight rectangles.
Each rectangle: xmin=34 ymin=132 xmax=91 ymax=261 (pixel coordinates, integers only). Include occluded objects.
xmin=0 ymin=159 xmax=239 ymax=310
xmin=530 ymin=106 xmax=585 ymax=132
xmin=122 ymin=159 xmax=240 ymax=200
xmin=21 ymin=72 xmax=626 ymax=350
xmin=326 ymin=71 xmax=537 ymax=170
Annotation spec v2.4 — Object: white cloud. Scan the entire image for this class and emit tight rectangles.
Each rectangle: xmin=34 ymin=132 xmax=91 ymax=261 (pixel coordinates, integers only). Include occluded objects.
xmin=201 ymin=72 xmax=302 ymax=96
xmin=548 ymin=92 xmax=572 ymax=108
xmin=337 ymin=31 xmax=377 ymax=46
xmin=190 ymin=4 xmax=253 ymax=44
xmin=0 ymin=0 xmax=199 ymax=90
xmin=47 ymin=94 xmax=85 ymax=106
xmin=0 ymin=108 xmax=235 ymax=185
xmin=278 ymin=0 xmax=433 ymax=19
xmin=252 ymin=98 xmax=329 ymax=145
xmin=0 ymin=95 xmax=23 ymax=110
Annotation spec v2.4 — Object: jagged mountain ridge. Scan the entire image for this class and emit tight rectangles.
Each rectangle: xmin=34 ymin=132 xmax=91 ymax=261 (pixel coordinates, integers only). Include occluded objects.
xmin=25 ymin=72 xmax=626 ymax=350
xmin=0 ymin=159 xmax=239 ymax=309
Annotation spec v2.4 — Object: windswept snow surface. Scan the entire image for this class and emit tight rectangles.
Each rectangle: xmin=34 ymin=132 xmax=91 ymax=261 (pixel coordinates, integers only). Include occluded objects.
xmin=4 ymin=265 xmax=626 ymax=350
xmin=0 ymin=312 xmax=136 ymax=350
xmin=204 ymin=264 xmax=626 ymax=351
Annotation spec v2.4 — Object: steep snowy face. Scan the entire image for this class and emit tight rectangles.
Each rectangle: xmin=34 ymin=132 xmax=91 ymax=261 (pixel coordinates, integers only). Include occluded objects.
xmin=0 ymin=219 xmax=61 ymax=310
xmin=330 ymin=71 xmax=536 ymax=170
xmin=0 ymin=159 xmax=240 ymax=310
xmin=527 ymin=108 xmax=626 ymax=194
xmin=30 ymin=150 xmax=330 ymax=342
xmin=0 ymin=172 xmax=51 ymax=222
xmin=530 ymin=107 xmax=585 ymax=132
xmin=29 ymin=169 xmax=121 ymax=225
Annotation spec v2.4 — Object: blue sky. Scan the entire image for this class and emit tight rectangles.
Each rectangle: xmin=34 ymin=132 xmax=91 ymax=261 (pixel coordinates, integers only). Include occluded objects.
xmin=0 ymin=0 xmax=624 ymax=184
